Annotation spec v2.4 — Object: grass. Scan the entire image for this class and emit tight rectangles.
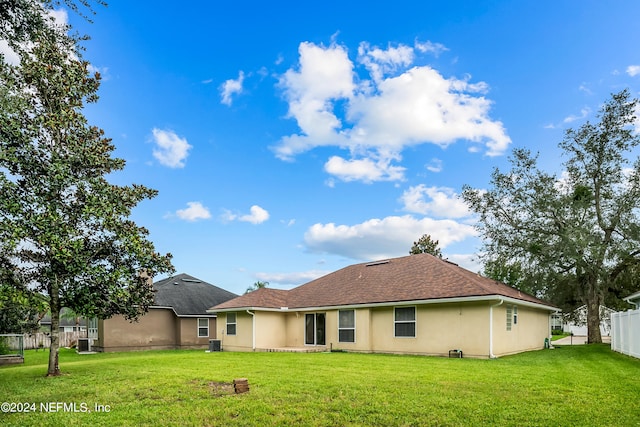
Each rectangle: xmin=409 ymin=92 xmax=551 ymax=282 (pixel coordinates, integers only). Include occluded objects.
xmin=551 ymin=331 xmax=573 ymax=340
xmin=1 ymin=345 xmax=638 ymax=426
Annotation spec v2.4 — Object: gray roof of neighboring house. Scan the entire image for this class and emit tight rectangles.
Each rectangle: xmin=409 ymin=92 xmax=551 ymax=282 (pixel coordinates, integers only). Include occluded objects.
xmin=210 ymin=253 xmax=556 ymax=311
xmin=153 ymin=273 xmax=238 ymax=316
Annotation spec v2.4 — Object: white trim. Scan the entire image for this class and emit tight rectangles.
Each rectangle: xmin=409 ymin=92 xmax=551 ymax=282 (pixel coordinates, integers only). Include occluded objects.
xmin=489 ymin=299 xmax=504 ymax=358
xmin=394 ymin=306 xmax=417 ymax=338
xmin=226 ymin=312 xmax=237 ymax=336
xmin=208 ymin=295 xmax=556 ymax=314
xmin=197 ymin=318 xmax=209 ymax=338
xmin=337 ymin=309 xmax=356 ymax=343
xmin=150 ymin=306 xmax=217 ymax=318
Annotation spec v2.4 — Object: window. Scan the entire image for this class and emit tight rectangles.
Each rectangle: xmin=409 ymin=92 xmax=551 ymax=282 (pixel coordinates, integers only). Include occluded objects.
xmin=513 ymin=306 xmax=518 ymax=325
xmin=198 ymin=318 xmax=209 ymax=337
xmin=226 ymin=313 xmax=237 ymax=336
xmin=338 ymin=310 xmax=355 ymax=343
xmin=506 ymin=305 xmax=512 ymax=331
xmin=394 ymin=306 xmax=416 ymax=337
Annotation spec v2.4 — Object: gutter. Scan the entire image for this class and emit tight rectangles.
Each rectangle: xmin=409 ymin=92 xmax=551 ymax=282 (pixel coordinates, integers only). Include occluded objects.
xmin=208 ymin=295 xmax=557 ymax=314
xmin=246 ymin=310 xmax=255 ymax=351
xmin=489 ymin=299 xmax=504 ymax=359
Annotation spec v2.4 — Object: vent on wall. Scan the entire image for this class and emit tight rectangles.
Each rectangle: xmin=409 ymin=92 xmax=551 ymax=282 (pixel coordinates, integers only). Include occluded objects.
xmin=365 ymin=260 xmax=390 ymax=267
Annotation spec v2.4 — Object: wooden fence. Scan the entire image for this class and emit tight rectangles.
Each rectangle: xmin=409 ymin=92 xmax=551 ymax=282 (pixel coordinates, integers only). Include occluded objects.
xmin=611 ymin=309 xmax=640 ymax=359
xmin=22 ymin=332 xmax=86 ymax=350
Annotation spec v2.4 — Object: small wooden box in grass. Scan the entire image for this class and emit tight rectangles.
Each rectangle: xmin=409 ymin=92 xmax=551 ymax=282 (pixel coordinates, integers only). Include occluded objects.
xmin=233 ymin=378 xmax=249 ymax=394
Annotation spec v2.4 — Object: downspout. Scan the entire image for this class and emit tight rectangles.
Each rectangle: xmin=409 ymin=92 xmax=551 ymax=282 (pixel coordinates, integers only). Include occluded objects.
xmin=246 ymin=310 xmax=255 ymax=351
xmin=489 ymin=299 xmax=504 ymax=359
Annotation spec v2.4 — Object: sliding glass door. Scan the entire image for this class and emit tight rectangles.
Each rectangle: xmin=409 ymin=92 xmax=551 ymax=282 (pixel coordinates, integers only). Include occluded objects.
xmin=305 ymin=313 xmax=326 ymax=346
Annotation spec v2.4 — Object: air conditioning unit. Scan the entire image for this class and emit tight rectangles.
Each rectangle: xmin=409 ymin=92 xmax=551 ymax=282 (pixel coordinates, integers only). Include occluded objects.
xmin=77 ymin=338 xmax=91 ymax=353
xmin=209 ymin=339 xmax=221 ymax=352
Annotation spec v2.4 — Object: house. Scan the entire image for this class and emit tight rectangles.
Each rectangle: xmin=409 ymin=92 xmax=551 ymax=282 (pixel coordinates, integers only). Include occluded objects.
xmin=624 ymin=290 xmax=640 ymax=308
xmin=92 ymin=273 xmax=237 ymax=352
xmin=40 ymin=308 xmax=90 ymax=333
xmin=209 ymin=253 xmax=557 ymax=358
xmin=561 ymin=305 xmax=615 ymax=337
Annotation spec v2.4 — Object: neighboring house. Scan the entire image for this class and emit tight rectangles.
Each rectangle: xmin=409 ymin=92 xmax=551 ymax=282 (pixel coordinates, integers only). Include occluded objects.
xmin=209 ymin=254 xmax=557 ymax=358
xmin=625 ymin=290 xmax=640 ymax=308
xmin=561 ymin=305 xmax=615 ymax=336
xmin=40 ymin=309 xmax=89 ymax=333
xmin=93 ymin=274 xmax=237 ymax=352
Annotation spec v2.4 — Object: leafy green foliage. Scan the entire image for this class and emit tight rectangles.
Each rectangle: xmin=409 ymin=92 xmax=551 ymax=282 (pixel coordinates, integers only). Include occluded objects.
xmin=0 ymin=1 xmax=173 ymax=375
xmin=409 ymin=234 xmax=443 ymax=257
xmin=245 ymin=281 xmax=269 ymax=294
xmin=463 ymin=90 xmax=640 ymax=343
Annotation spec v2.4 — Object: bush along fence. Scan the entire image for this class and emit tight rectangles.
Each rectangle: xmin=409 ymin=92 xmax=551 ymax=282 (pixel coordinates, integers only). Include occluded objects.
xmin=611 ymin=308 xmax=640 ymax=359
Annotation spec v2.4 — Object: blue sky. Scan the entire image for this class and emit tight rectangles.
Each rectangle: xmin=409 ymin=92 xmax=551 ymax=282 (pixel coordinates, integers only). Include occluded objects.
xmin=39 ymin=1 xmax=640 ymax=294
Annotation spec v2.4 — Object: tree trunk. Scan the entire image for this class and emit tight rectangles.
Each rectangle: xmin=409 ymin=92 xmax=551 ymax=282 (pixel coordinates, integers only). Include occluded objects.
xmin=586 ymin=298 xmax=603 ymax=344
xmin=47 ymin=294 xmax=61 ymax=376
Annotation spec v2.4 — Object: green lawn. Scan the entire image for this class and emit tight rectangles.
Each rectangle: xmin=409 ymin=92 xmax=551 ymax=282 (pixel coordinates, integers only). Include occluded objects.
xmin=1 ymin=345 xmax=638 ymax=426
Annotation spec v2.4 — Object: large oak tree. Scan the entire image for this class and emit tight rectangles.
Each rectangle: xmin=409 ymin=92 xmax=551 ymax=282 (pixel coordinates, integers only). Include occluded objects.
xmin=0 ymin=0 xmax=173 ymax=375
xmin=462 ymin=90 xmax=640 ymax=343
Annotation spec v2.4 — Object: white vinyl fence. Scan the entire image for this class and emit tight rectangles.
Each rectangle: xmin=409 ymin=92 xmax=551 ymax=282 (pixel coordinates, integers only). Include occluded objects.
xmin=611 ymin=309 xmax=640 ymax=359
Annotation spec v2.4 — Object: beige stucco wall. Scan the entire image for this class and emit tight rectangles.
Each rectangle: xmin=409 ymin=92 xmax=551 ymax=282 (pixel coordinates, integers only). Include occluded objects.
xmin=95 ymin=308 xmax=177 ymax=352
xmin=255 ymin=311 xmax=287 ymax=348
xmin=94 ymin=309 xmax=217 ymax=352
xmin=178 ymin=317 xmax=217 ymax=348
xmin=366 ymin=302 xmax=491 ymax=357
xmin=491 ymin=304 xmax=549 ymax=357
xmin=218 ymin=312 xmax=254 ymax=351
xmin=216 ymin=302 xmax=551 ymax=358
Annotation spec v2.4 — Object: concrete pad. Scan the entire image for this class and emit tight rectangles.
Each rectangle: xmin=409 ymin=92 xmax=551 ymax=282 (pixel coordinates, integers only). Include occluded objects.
xmin=553 ymin=335 xmax=611 ymax=345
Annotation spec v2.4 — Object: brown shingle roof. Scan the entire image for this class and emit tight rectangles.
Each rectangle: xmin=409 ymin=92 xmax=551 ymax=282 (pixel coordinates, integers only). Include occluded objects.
xmin=210 ymin=253 xmax=554 ymax=311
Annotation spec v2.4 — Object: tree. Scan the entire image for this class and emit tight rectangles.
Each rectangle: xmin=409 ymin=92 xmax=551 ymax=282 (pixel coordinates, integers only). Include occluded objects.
xmin=0 ymin=284 xmax=46 ymax=334
xmin=409 ymin=234 xmax=443 ymax=258
xmin=462 ymin=90 xmax=640 ymax=344
xmin=0 ymin=1 xmax=173 ymax=375
xmin=245 ymin=281 xmax=269 ymax=294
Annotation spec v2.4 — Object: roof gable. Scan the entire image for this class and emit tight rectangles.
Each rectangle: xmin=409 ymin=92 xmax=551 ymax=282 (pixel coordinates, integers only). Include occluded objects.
xmin=210 ymin=254 xmax=554 ymax=311
xmin=154 ymin=273 xmax=238 ymax=316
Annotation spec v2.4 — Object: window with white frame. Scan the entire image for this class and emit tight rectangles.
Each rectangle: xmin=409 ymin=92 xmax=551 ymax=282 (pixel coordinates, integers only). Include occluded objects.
xmin=394 ymin=306 xmax=416 ymax=337
xmin=226 ymin=312 xmax=237 ymax=336
xmin=513 ymin=306 xmax=518 ymax=325
xmin=198 ymin=318 xmax=209 ymax=337
xmin=506 ymin=305 xmax=513 ymax=331
xmin=338 ymin=309 xmax=355 ymax=343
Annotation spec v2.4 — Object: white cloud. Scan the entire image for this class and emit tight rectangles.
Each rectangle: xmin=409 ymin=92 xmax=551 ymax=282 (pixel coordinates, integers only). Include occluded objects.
xmin=254 ymin=270 xmax=329 ymax=287
xmin=175 ymin=202 xmax=211 ymax=222
xmin=358 ymin=42 xmax=414 ymax=83
xmin=563 ymin=107 xmax=591 ymax=124
xmin=414 ymin=40 xmax=448 ymax=57
xmin=425 ymin=158 xmax=443 ymax=173
xmin=222 ymin=205 xmax=270 ymax=225
xmin=400 ymin=185 xmax=471 ymax=218
xmin=303 ymin=215 xmax=477 ymax=261
xmin=240 ymin=205 xmax=270 ymax=224
xmin=151 ymin=128 xmax=192 ymax=168
xmin=0 ymin=40 xmax=20 ymax=66
xmin=220 ymin=71 xmax=245 ymax=106
xmin=272 ymin=40 xmax=510 ymax=182
xmin=324 ymin=154 xmax=405 ymax=183
xmin=626 ymin=65 xmax=640 ymax=77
